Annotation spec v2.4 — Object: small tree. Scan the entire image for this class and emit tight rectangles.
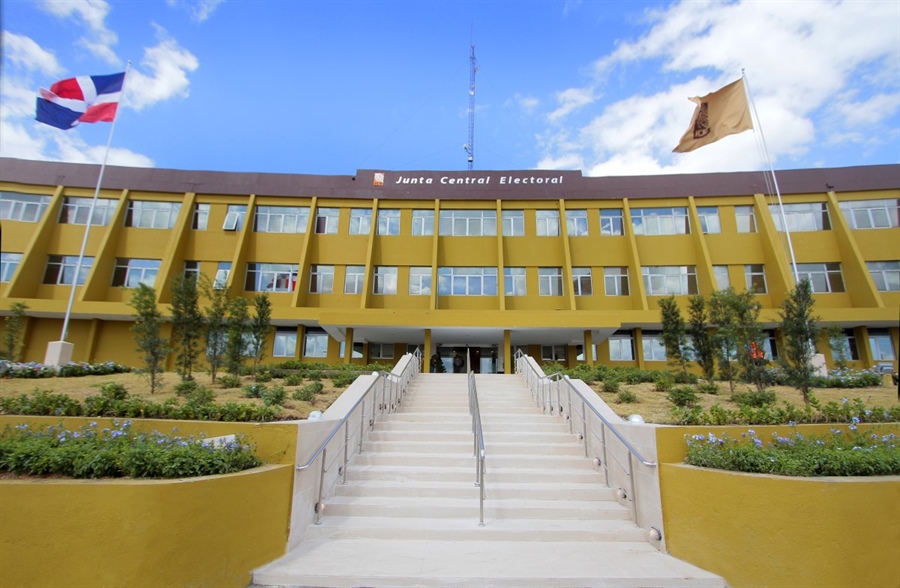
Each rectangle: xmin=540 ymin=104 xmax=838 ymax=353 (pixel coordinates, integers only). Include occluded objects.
xmin=3 ymin=301 xmax=29 ymax=361
xmin=825 ymin=325 xmax=849 ymax=370
xmin=688 ymin=295 xmax=716 ymax=382
xmin=201 ymin=277 xmax=230 ymax=383
xmin=170 ymin=275 xmax=203 ymax=381
xmin=659 ymin=296 xmax=689 ymax=377
xmin=128 ymin=284 xmax=168 ymax=394
xmin=249 ymin=293 xmax=273 ymax=374
xmin=225 ymin=296 xmax=250 ymax=378
xmin=779 ymin=279 xmax=820 ymax=404
xmin=711 ymin=288 xmax=767 ymax=394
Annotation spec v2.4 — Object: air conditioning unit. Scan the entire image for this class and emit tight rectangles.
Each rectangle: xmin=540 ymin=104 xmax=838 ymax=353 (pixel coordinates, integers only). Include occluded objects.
xmin=875 ymin=363 xmax=894 ymax=375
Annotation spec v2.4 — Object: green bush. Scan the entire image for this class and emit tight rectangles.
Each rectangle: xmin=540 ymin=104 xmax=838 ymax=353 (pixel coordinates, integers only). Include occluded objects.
xmin=218 ymin=375 xmax=242 ymax=389
xmin=668 ymin=386 xmax=699 ymax=408
xmin=331 ymin=372 xmax=358 ymax=388
xmin=185 ymin=386 xmax=215 ymax=405
xmin=254 ymin=371 xmax=272 ymax=383
xmin=601 ymin=377 xmax=621 ymax=394
xmin=173 ymin=379 xmax=200 ymax=397
xmin=685 ymin=427 xmax=900 ymax=476
xmin=616 ymin=389 xmax=638 ymax=404
xmin=674 ymin=371 xmax=699 ymax=385
xmin=0 ymin=421 xmax=263 ymax=479
xmin=653 ymin=372 xmax=674 ymax=392
xmin=242 ymin=383 xmax=265 ymax=398
xmin=99 ymin=382 xmax=129 ymax=401
xmin=732 ymin=389 xmax=777 ymax=408
xmin=283 ymin=374 xmax=303 ymax=387
xmin=697 ymin=381 xmax=720 ymax=395
xmin=0 ymin=361 xmax=130 ymax=379
xmin=0 ymin=389 xmax=83 ymax=416
xmin=671 ymin=397 xmax=900 ymax=426
xmin=261 ymin=385 xmax=286 ymax=407
xmin=307 ymin=370 xmax=324 ymax=381
xmin=307 ymin=381 xmax=325 ymax=395
xmin=291 ymin=388 xmax=315 ymax=402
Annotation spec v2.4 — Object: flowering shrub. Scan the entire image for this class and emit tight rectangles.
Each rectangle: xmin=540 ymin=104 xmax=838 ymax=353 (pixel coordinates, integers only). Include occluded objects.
xmin=673 ymin=396 xmax=900 ymax=426
xmin=0 ymin=360 xmax=130 ymax=379
xmin=0 ymin=420 xmax=262 ymax=479
xmin=685 ymin=427 xmax=900 ymax=476
xmin=766 ymin=366 xmax=885 ymax=389
xmin=0 ymin=388 xmax=279 ymax=422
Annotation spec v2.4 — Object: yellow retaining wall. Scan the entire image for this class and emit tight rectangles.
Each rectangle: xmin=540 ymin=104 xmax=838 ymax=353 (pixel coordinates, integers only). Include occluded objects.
xmin=657 ymin=425 xmax=900 ymax=588
xmin=0 ymin=417 xmax=299 ymax=588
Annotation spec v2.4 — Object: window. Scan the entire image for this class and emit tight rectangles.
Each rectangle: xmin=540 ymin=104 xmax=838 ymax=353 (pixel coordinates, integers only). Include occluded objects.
xmin=793 ymin=263 xmax=845 ymax=293
xmin=192 ymin=203 xmax=209 ymax=230
xmin=770 ymin=203 xmax=831 ymax=232
xmin=303 ymin=329 xmax=328 ymax=358
xmin=409 ymin=267 xmax=432 ymax=295
xmin=541 ymin=345 xmax=566 ymax=361
xmin=696 ymin=206 xmax=721 ymax=234
xmin=373 ymin=266 xmax=398 ymax=295
xmin=609 ymin=333 xmax=634 ymax=361
xmin=566 ymin=210 xmax=589 ymax=236
xmin=0 ymin=192 xmax=50 ymax=223
xmin=572 ymin=267 xmax=592 ymax=296
xmin=345 ymin=265 xmax=365 ymax=294
xmin=439 ymin=210 xmax=497 ymax=236
xmin=411 ymin=210 xmax=433 ymax=236
xmin=253 ymin=205 xmax=308 ymax=233
xmin=504 ymin=267 xmax=526 ymax=296
xmin=273 ymin=328 xmax=297 ymax=357
xmin=214 ymin=262 xmax=231 ymax=289
xmin=315 ymin=208 xmax=339 ymax=234
xmin=641 ymin=266 xmax=698 ymax=296
xmin=368 ymin=343 xmax=394 ymax=359
xmin=437 ymin=267 xmax=498 ymax=296
xmin=224 ymin=205 xmax=247 ymax=231
xmin=536 ymin=210 xmax=560 ymax=236
xmin=642 ymin=332 xmax=667 ymax=361
xmin=309 ymin=265 xmax=334 ymax=294
xmin=245 ymin=263 xmax=298 ymax=292
xmin=830 ymin=329 xmax=859 ymax=362
xmin=713 ymin=265 xmax=731 ymax=290
xmin=502 ymin=210 xmax=525 ymax=236
xmin=351 ymin=342 xmax=365 ymax=358
xmin=377 ymin=209 xmax=401 ymax=235
xmin=600 ymin=209 xmax=623 ymax=236
xmin=761 ymin=330 xmax=778 ymax=361
xmin=349 ymin=209 xmax=372 ymax=235
xmin=183 ymin=260 xmax=201 ymax=280
xmin=1 ymin=253 xmax=22 ymax=283
xmin=735 ymin=205 xmax=757 ymax=233
xmin=59 ymin=197 xmax=118 ymax=226
xmin=124 ymin=200 xmax=181 ymax=229
xmin=839 ymin=199 xmax=900 ymax=229
xmin=603 ymin=267 xmax=629 ymax=296
xmin=112 ymin=258 xmax=160 ymax=288
xmin=538 ymin=267 xmax=563 ymax=296
xmin=631 ymin=208 xmax=690 ymax=235
xmin=867 ymin=261 xmax=900 ymax=292
xmin=868 ymin=329 xmax=895 ymax=361
xmin=744 ymin=265 xmax=767 ymax=293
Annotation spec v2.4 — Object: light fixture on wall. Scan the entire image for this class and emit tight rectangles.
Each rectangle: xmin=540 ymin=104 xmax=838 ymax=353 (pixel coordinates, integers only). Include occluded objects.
xmin=592 ymin=457 xmax=602 ymax=467
xmin=627 ymin=414 xmax=645 ymax=423
xmin=615 ymin=488 xmax=627 ymax=500
xmin=649 ymin=527 xmax=663 ymax=541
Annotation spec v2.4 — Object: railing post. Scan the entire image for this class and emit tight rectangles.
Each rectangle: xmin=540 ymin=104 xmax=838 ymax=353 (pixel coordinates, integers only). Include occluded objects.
xmin=342 ymin=420 xmax=350 ymax=485
xmin=581 ymin=398 xmax=588 ymax=456
xmin=314 ymin=447 xmax=327 ymax=525
xmin=628 ymin=453 xmax=638 ymax=524
xmin=358 ymin=399 xmax=365 ymax=453
xmin=600 ymin=421 xmax=609 ymax=485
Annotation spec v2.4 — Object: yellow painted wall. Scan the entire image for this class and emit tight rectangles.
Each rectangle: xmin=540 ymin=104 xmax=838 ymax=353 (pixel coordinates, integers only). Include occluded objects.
xmin=656 ymin=425 xmax=900 ymax=588
xmin=0 ymin=416 xmax=298 ymax=588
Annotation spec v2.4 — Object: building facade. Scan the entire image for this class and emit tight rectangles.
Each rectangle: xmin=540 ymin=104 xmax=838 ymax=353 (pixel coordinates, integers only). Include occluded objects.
xmin=1 ymin=157 xmax=898 ymax=374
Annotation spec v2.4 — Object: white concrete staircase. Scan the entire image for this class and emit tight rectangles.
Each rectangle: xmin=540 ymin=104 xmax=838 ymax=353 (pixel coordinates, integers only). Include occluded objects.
xmin=252 ymin=373 xmax=724 ymax=587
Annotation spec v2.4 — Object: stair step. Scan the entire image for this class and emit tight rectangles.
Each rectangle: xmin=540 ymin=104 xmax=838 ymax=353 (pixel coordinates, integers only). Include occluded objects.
xmin=253 ymin=539 xmax=726 ymax=588
xmin=348 ymin=465 xmax=602 ymax=484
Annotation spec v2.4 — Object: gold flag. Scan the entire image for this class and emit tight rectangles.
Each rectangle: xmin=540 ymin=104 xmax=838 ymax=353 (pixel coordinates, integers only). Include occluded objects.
xmin=673 ymin=78 xmax=753 ymax=153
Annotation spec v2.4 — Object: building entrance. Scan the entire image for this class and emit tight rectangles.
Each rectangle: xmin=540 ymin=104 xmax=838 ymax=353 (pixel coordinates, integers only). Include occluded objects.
xmin=434 ymin=346 xmax=500 ymax=374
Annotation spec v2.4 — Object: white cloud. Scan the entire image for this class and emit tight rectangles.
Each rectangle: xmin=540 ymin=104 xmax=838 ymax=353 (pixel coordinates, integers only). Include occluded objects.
xmin=538 ymin=0 xmax=900 ymax=175
xmin=167 ymin=0 xmax=225 ymax=23
xmin=123 ymin=26 xmax=199 ymax=111
xmin=1 ymin=31 xmax=63 ymax=76
xmin=509 ymin=93 xmax=539 ymax=114
xmin=547 ymin=88 xmax=596 ymax=122
xmin=40 ymin=0 xmax=120 ymax=65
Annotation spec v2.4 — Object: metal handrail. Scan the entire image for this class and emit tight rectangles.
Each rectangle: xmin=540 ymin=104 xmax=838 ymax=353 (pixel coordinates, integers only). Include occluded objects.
xmin=513 ymin=351 xmax=656 ymax=524
xmin=468 ymin=370 xmax=486 ymax=526
xmin=297 ymin=349 xmax=422 ymax=524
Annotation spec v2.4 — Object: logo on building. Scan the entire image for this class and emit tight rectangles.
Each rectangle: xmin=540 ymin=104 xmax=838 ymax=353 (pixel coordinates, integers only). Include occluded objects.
xmin=373 ymin=172 xmax=385 ymax=186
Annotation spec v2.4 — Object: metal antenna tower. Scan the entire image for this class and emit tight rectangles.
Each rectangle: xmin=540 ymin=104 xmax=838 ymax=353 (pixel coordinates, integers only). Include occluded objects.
xmin=464 ymin=44 xmax=477 ymax=170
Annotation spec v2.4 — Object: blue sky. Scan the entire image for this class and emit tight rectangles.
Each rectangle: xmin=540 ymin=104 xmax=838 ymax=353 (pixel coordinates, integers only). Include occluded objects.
xmin=1 ymin=0 xmax=898 ymax=177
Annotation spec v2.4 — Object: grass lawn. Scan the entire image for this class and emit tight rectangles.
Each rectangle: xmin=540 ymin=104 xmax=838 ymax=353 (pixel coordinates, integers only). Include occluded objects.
xmin=1 ymin=370 xmax=897 ymax=424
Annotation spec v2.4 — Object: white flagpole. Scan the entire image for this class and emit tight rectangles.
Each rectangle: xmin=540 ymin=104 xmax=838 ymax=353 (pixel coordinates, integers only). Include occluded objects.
xmin=56 ymin=62 xmax=132 ymax=348
xmin=742 ymin=69 xmax=801 ymax=285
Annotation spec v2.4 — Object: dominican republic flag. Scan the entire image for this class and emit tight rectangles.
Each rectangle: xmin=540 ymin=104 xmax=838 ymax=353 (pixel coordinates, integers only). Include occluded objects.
xmin=35 ymin=72 xmax=125 ymax=130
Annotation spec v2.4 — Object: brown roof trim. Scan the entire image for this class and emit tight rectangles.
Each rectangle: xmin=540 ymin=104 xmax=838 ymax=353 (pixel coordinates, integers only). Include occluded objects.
xmin=1 ymin=157 xmax=897 ymax=200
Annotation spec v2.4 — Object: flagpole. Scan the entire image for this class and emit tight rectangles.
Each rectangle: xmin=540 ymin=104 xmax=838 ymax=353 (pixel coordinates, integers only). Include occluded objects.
xmin=742 ymin=69 xmax=801 ymax=285
xmin=50 ymin=62 xmax=131 ymax=364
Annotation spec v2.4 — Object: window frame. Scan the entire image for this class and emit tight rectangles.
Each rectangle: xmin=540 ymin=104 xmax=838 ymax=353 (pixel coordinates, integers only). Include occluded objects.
xmin=603 ymin=267 xmax=630 ymax=296
xmin=571 ymin=267 xmax=593 ymax=296
xmin=224 ymin=205 xmax=248 ymax=231
xmin=793 ymin=262 xmax=845 ymax=293
xmin=502 ymin=210 xmax=525 ymax=237
xmin=744 ymin=264 xmax=767 ymax=293
xmin=566 ymin=210 xmax=589 ymax=236
xmin=344 ymin=265 xmax=366 ymax=294
xmin=273 ymin=328 xmax=297 ymax=358
xmin=839 ymin=199 xmax=900 ymax=230
xmin=609 ymin=333 xmax=634 ymax=361
xmin=373 ymin=266 xmax=398 ymax=295
xmin=314 ymin=207 xmax=340 ymax=234
xmin=642 ymin=332 xmax=668 ymax=361
xmin=438 ymin=209 xmax=497 ymax=236
xmin=111 ymin=258 xmax=161 ymax=288
xmin=308 ymin=264 xmax=335 ymax=294
xmin=631 ymin=207 xmax=690 ymax=236
xmin=735 ymin=205 xmax=757 ymax=233
xmin=59 ymin=196 xmax=118 ymax=226
xmin=696 ymin=206 xmax=721 ymax=234
xmin=504 ymin=267 xmax=527 ymax=296
xmin=538 ymin=267 xmax=563 ymax=296
xmin=377 ymin=209 xmax=401 ymax=235
xmin=437 ymin=267 xmax=498 ymax=296
xmin=867 ymin=261 xmax=900 ymax=292
xmin=600 ymin=209 xmax=624 ymax=236
xmin=349 ymin=208 xmax=373 ymax=235
xmin=244 ymin=263 xmax=298 ymax=293
xmin=641 ymin=265 xmax=698 ymax=296
xmin=713 ymin=265 xmax=731 ymax=290
xmin=0 ymin=192 xmax=51 ymax=223
xmin=536 ymin=210 xmax=560 ymax=237
xmin=124 ymin=200 xmax=181 ymax=229
xmin=408 ymin=266 xmax=432 ymax=296
xmin=411 ymin=209 xmax=434 ymax=236
xmin=770 ymin=202 xmax=831 ymax=232
xmin=1 ymin=252 xmax=23 ymax=283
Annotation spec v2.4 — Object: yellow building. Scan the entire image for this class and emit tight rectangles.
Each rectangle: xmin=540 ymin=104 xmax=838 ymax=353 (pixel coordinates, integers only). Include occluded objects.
xmin=1 ymin=157 xmax=898 ymax=374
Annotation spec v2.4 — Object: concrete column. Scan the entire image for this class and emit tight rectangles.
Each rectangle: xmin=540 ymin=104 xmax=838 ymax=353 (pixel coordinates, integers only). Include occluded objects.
xmin=424 ymin=329 xmax=433 ymax=373
xmin=344 ymin=327 xmax=354 ymax=364
xmin=583 ymin=329 xmax=594 ymax=366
